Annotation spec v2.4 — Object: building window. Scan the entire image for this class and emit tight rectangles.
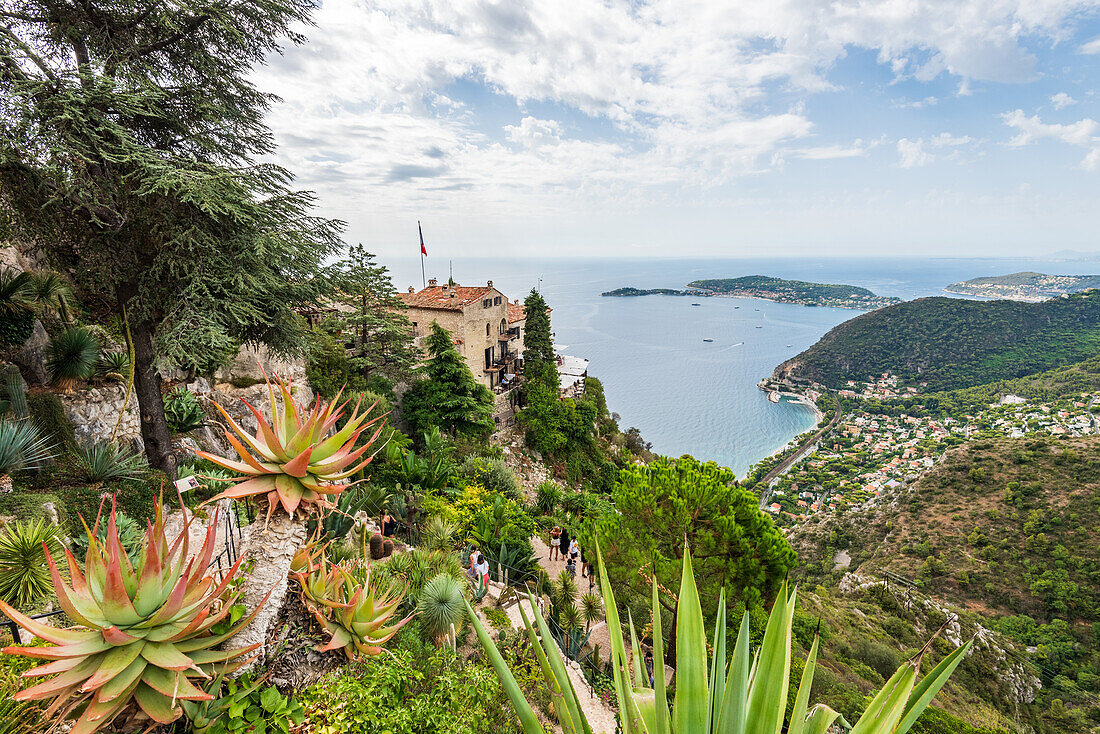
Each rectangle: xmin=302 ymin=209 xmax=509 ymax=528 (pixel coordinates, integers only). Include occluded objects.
xmin=494 ymin=296 xmax=501 ymax=305
xmin=483 ymin=299 xmax=491 ymax=308
xmin=499 ymin=318 xmax=507 ymax=334
xmin=486 ymin=322 xmax=490 ymax=336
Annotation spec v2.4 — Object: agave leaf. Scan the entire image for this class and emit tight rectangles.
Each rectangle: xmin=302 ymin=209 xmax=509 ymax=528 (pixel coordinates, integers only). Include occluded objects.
xmin=672 ymin=546 xmax=708 ymax=734
xmin=629 ymin=611 xmax=645 ymax=686
xmin=850 ymin=658 xmax=918 ymax=734
xmin=895 ymin=640 xmax=973 ymax=734
xmin=464 ymin=599 xmax=545 ymax=734
xmin=281 ymin=446 xmax=313 ymax=478
xmin=787 ymin=635 xmax=820 ymax=734
xmin=80 ymin=642 xmax=145 ymax=690
xmin=595 ymin=545 xmax=646 ymax=734
xmin=803 ymin=704 xmax=845 ymax=734
xmin=132 ymin=681 xmax=184 ymax=724
xmin=744 ymin=581 xmax=795 ymax=734
xmin=0 ymin=599 xmax=94 ymax=646
xmin=524 ymin=593 xmax=593 ymax=734
xmin=651 ymin=582 xmax=670 ymax=734
xmin=708 ymin=589 xmax=727 ymax=734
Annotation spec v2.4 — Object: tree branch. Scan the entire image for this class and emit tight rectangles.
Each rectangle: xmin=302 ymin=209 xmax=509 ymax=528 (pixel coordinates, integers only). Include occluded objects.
xmin=0 ymin=24 xmax=58 ymax=81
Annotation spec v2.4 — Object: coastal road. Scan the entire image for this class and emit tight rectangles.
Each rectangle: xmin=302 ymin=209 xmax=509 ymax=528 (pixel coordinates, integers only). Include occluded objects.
xmin=756 ymin=396 xmax=843 ymax=509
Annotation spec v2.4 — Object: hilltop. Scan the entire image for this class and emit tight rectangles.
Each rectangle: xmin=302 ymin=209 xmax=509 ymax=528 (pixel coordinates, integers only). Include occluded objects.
xmin=945 ymin=272 xmax=1100 ymax=301
xmin=774 ymin=290 xmax=1100 ymax=391
xmin=687 ymin=275 xmax=901 ymax=309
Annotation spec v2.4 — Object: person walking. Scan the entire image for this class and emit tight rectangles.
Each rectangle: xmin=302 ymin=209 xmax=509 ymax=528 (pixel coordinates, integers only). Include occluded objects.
xmin=580 ymin=545 xmax=589 ymax=578
xmin=477 ymin=554 xmax=490 ymax=585
xmin=558 ymin=528 xmax=571 ymax=567
xmin=549 ymin=525 xmax=562 ymax=561
xmin=568 ymin=537 xmax=579 ymax=563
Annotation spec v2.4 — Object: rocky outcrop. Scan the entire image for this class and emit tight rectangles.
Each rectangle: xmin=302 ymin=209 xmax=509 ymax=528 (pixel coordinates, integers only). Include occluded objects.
xmin=58 ymin=384 xmax=143 ymax=452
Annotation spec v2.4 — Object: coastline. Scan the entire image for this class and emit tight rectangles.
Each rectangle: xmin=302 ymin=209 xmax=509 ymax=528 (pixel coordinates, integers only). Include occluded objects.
xmin=692 ymin=289 xmax=883 ymax=311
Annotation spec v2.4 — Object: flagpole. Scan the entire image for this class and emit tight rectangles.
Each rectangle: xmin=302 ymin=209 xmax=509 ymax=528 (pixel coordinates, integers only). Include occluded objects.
xmin=418 ymin=220 xmax=426 ymax=289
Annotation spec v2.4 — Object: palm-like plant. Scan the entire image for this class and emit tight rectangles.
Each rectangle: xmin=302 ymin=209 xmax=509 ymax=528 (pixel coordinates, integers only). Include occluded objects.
xmin=469 ymin=543 xmax=972 ymax=734
xmin=0 ymin=519 xmax=65 ymax=610
xmin=26 ymin=270 xmax=75 ymax=325
xmin=417 ymin=572 xmax=466 ymax=642
xmin=422 ymin=515 xmax=459 ymax=552
xmin=94 ymin=352 xmax=130 ymax=381
xmin=44 ymin=326 xmax=100 ymax=392
xmin=580 ymin=592 xmax=603 ymax=632
xmin=0 ymin=420 xmax=56 ymax=493
xmin=197 ymin=373 xmax=386 ymax=523
xmin=0 ymin=268 xmax=35 ymax=348
xmin=0 ymin=498 xmax=262 ymax=733
xmin=69 ymin=440 xmax=148 ymax=485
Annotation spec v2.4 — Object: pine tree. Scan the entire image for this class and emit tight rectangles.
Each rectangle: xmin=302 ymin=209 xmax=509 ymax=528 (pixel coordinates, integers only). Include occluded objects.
xmin=402 ymin=322 xmax=493 ymax=437
xmin=331 ymin=245 xmax=419 ymax=392
xmin=0 ymin=1 xmax=341 ymax=476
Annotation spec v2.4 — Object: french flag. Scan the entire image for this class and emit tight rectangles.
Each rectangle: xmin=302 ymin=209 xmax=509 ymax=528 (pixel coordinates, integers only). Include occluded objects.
xmin=419 ymin=221 xmax=427 ymax=256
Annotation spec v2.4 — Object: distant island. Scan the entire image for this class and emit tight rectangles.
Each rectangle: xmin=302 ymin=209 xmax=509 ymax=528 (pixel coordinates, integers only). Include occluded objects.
xmin=945 ymin=271 xmax=1100 ymax=301
xmin=601 ymin=287 xmax=711 ymax=297
xmin=686 ymin=275 xmax=901 ymax=310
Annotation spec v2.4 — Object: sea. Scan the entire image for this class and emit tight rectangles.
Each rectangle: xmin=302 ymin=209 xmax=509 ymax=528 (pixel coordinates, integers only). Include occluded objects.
xmin=385 ymin=256 xmax=1100 ymax=477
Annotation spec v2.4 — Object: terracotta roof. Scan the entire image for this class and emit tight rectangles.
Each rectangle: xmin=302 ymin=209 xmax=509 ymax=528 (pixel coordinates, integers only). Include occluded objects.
xmin=400 ymin=285 xmax=495 ymax=311
xmin=507 ymin=302 xmax=526 ymax=323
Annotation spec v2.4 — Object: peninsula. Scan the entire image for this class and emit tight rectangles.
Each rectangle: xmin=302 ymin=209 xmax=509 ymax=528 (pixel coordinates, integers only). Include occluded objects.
xmin=945 ymin=271 xmax=1100 ymax=301
xmin=600 ymin=287 xmax=710 ymax=297
xmin=686 ymin=275 xmax=901 ymax=309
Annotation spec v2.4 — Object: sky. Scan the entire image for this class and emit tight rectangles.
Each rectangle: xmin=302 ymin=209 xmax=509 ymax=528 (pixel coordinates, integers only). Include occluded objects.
xmin=254 ymin=0 xmax=1100 ymax=259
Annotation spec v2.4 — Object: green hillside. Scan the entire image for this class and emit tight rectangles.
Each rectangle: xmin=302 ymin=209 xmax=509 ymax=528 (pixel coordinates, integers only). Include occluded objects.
xmin=689 ymin=275 xmax=878 ymax=299
xmin=791 ymin=436 xmax=1100 ymax=731
xmin=774 ymin=291 xmax=1100 ymax=391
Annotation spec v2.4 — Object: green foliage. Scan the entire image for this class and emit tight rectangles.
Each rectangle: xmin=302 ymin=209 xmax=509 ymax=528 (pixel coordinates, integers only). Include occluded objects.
xmin=687 ymin=275 xmax=899 ymax=307
xmin=198 ymin=675 xmax=305 ymax=734
xmin=484 ymin=607 xmax=512 ymax=630
xmin=379 ymin=549 xmax=468 ymax=612
xmin=458 ymin=456 xmax=520 ymax=499
xmin=305 ymin=327 xmax=370 ymax=401
xmin=2 ymin=365 xmax=28 ymax=421
xmin=68 ymin=440 xmax=149 ymax=485
xmin=69 ymin=510 xmax=144 ymax=565
xmin=0 ymin=268 xmax=35 ymax=348
xmin=162 ymin=387 xmax=206 ymax=433
xmin=521 ymin=289 xmax=555 ymax=382
xmin=0 ymin=649 xmax=45 ymax=734
xmin=417 ymin=572 xmax=466 ymax=641
xmin=781 ymin=291 xmax=1100 ymax=391
xmin=0 ymin=420 xmax=56 ymax=476
xmin=44 ymin=326 xmax=100 ymax=390
xmin=0 ymin=519 xmax=65 ymax=609
xmin=94 ymin=351 xmax=130 ymax=381
xmin=299 ymin=622 xmax=520 ymax=734
xmin=402 ymin=323 xmax=494 ymax=437
xmin=598 ymin=454 xmax=796 ymax=624
xmin=535 ymin=481 xmax=561 ymax=515
xmin=25 ymin=393 xmax=76 ymax=454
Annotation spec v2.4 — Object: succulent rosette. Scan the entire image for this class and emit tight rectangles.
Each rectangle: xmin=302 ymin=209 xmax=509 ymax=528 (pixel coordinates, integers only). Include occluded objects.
xmin=0 ymin=498 xmax=263 ymax=733
xmin=197 ymin=372 xmax=386 ymax=520
xmin=292 ymin=559 xmax=412 ymax=660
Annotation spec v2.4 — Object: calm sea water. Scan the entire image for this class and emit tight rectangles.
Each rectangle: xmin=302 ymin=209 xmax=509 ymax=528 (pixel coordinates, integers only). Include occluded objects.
xmin=386 ymin=256 xmax=1100 ymax=476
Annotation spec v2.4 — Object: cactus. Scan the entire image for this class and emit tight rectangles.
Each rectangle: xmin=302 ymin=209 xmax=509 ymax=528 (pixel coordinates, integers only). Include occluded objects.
xmin=4 ymin=365 xmax=28 ymax=420
xmin=382 ymin=538 xmax=394 ymax=558
xmin=369 ymin=532 xmax=385 ymax=560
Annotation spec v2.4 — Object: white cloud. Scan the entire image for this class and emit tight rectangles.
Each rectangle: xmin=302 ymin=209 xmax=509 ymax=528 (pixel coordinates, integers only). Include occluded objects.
xmin=1080 ymin=36 xmax=1100 ymax=54
xmin=1051 ymin=92 xmax=1077 ymax=109
xmin=897 ymin=138 xmax=933 ymax=168
xmin=1001 ymin=109 xmax=1100 ymax=169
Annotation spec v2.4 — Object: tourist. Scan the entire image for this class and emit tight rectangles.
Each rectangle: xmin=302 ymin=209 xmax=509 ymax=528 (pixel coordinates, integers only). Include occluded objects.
xmin=477 ymin=555 xmax=490 ymax=585
xmin=558 ymin=528 xmax=571 ymax=564
xmin=381 ymin=511 xmax=397 ymax=538
xmin=644 ymin=650 xmax=655 ymax=688
xmin=566 ymin=557 xmax=576 ymax=577
xmin=549 ymin=525 xmax=562 ymax=561
xmin=568 ymin=537 xmax=579 ymax=562
xmin=580 ymin=545 xmax=589 ymax=577
xmin=469 ymin=546 xmax=482 ymax=575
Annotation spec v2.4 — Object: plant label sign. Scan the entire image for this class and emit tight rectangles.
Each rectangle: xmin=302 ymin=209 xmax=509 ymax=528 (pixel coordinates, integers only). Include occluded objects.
xmin=174 ymin=476 xmax=200 ymax=494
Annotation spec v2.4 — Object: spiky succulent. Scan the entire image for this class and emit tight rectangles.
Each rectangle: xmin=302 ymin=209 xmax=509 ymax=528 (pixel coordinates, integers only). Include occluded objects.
xmin=197 ymin=372 xmax=386 ymax=522
xmin=292 ymin=558 xmax=412 ymax=661
xmin=0 ymin=498 xmax=263 ymax=734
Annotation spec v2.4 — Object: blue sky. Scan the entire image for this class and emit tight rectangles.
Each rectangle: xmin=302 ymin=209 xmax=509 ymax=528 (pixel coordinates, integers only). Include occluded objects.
xmin=256 ymin=0 xmax=1100 ymax=259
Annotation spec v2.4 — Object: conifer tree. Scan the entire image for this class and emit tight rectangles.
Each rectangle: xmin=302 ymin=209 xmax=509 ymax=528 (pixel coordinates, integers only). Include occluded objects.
xmin=0 ymin=1 xmax=340 ymax=476
xmin=402 ymin=322 xmax=493 ymax=437
xmin=522 ymin=289 xmax=556 ymax=382
xmin=331 ymin=245 xmax=419 ymax=392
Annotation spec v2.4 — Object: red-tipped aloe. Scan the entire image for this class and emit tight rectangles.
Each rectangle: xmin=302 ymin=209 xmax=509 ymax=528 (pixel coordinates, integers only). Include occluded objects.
xmin=292 ymin=557 xmax=413 ymax=661
xmin=0 ymin=498 xmax=263 ymax=734
xmin=196 ymin=372 xmax=386 ymax=522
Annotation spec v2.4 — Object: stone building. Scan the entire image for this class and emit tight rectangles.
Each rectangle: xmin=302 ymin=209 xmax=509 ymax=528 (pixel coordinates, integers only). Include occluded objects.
xmin=400 ymin=280 xmax=526 ymax=390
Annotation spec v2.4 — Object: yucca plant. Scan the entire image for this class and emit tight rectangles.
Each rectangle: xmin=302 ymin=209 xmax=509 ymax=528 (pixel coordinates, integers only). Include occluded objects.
xmin=292 ymin=556 xmax=412 ymax=661
xmin=0 ymin=497 xmax=264 ymax=733
xmin=469 ymin=543 xmax=972 ymax=734
xmin=94 ymin=352 xmax=130 ymax=382
xmin=422 ymin=515 xmax=459 ymax=552
xmin=45 ymin=326 xmax=100 ymax=392
xmin=580 ymin=592 xmax=603 ymax=632
xmin=0 ymin=420 xmax=56 ymax=493
xmin=196 ymin=372 xmax=386 ymax=523
xmin=417 ymin=572 xmax=466 ymax=642
xmin=69 ymin=440 xmax=148 ymax=486
xmin=0 ymin=519 xmax=66 ymax=610
xmin=26 ymin=270 xmax=75 ymax=326
xmin=0 ymin=267 xmax=36 ymax=349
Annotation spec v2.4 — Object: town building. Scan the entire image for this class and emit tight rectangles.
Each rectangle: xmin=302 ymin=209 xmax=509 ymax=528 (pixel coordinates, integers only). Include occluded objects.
xmin=400 ymin=279 xmax=523 ymax=390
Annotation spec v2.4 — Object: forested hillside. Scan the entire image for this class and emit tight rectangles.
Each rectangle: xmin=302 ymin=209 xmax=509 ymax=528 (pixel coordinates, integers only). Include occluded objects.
xmin=774 ymin=291 xmax=1100 ymax=391
xmin=790 ymin=436 xmax=1100 ymax=732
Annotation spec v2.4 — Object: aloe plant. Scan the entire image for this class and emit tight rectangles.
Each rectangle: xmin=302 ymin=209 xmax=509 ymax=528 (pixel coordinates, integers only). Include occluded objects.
xmin=0 ymin=497 xmax=263 ymax=733
xmin=468 ymin=543 xmax=972 ymax=734
xmin=196 ymin=372 xmax=386 ymax=523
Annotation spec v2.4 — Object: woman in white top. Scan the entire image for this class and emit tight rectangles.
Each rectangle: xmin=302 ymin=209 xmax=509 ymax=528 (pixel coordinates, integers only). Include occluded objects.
xmin=568 ymin=538 xmax=579 ymax=560
xmin=477 ymin=558 xmax=490 ymax=584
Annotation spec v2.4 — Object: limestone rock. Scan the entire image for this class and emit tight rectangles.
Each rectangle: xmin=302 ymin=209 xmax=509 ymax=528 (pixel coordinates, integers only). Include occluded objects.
xmin=10 ymin=321 xmax=50 ymax=385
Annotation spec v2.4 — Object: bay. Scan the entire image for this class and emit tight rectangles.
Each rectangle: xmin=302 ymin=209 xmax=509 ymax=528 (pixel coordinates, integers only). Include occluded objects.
xmin=385 ymin=255 xmax=1100 ymax=476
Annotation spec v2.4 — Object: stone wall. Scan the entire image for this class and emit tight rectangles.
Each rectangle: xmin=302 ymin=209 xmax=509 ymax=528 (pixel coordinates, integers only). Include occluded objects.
xmin=58 ymin=384 xmax=143 ymax=451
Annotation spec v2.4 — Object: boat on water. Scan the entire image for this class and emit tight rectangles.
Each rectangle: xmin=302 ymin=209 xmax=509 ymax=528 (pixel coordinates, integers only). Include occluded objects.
xmin=787 ymin=344 xmax=792 ymax=347
xmin=753 ymin=308 xmax=760 ymax=311
xmin=755 ymin=325 xmax=763 ymax=329
xmin=691 ymin=303 xmax=701 ymax=306
xmin=734 ymin=306 xmax=740 ymax=309
xmin=703 ymin=338 xmax=714 ymax=342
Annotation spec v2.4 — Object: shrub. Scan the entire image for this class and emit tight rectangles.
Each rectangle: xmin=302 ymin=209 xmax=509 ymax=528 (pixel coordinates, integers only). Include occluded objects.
xmin=417 ymin=572 xmax=466 ymax=642
xmin=459 ymin=457 xmax=520 ymax=499
xmin=94 ymin=351 xmax=129 ymax=381
xmin=68 ymin=509 xmax=143 ymax=564
xmin=0 ymin=519 xmax=65 ymax=610
xmin=162 ymin=386 xmax=205 ymax=433
xmin=484 ymin=607 xmax=512 ymax=630
xmin=853 ymin=638 xmax=903 ymax=681
xmin=44 ymin=326 xmax=100 ymax=391
xmin=535 ymin=481 xmax=560 ymax=515
xmin=26 ymin=393 xmax=76 ymax=454
xmin=68 ymin=440 xmax=148 ymax=485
